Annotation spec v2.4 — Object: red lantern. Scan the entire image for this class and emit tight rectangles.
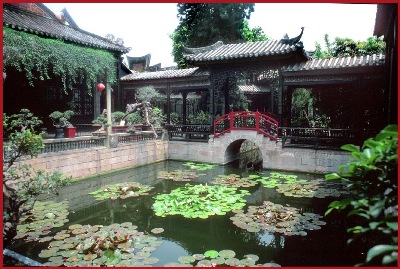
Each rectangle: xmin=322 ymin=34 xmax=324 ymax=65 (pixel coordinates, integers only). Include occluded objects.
xmin=97 ymin=83 xmax=105 ymax=92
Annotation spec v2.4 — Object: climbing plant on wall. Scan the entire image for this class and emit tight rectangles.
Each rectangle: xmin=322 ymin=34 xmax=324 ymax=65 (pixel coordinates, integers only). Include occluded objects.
xmin=3 ymin=27 xmax=117 ymax=93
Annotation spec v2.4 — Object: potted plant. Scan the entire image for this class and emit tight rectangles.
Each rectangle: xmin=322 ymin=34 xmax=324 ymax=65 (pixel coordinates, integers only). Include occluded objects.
xmin=111 ymin=111 xmax=127 ymax=133
xmin=49 ymin=110 xmax=75 ymax=138
xmin=125 ymin=112 xmax=143 ymax=133
xmin=92 ymin=111 xmax=128 ymax=135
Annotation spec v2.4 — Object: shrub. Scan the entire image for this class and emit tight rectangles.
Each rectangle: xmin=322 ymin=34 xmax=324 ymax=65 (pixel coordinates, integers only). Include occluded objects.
xmin=325 ymin=124 xmax=398 ymax=266
xmin=3 ymin=109 xmax=72 ymax=247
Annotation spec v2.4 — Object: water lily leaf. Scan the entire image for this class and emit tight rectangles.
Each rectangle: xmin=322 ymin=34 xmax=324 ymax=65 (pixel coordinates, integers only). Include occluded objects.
xmin=204 ymin=250 xmax=219 ymax=258
xmin=225 ymin=257 xmax=240 ymax=266
xmin=178 ymin=255 xmax=195 ymax=264
xmin=219 ymin=249 xmax=236 ymax=259
xmin=211 ymin=257 xmax=226 ymax=265
xmin=197 ymin=259 xmax=213 ymax=266
xmin=143 ymin=257 xmax=160 ymax=265
xmin=244 ymin=254 xmax=259 ymax=262
xmin=150 ymin=227 xmax=164 ymax=234
xmin=238 ymin=258 xmax=256 ymax=266
xmin=193 ymin=254 xmax=205 ymax=260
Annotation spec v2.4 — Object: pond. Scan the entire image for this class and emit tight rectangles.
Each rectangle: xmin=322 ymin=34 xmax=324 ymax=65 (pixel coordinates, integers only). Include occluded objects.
xmin=8 ymin=160 xmax=362 ymax=267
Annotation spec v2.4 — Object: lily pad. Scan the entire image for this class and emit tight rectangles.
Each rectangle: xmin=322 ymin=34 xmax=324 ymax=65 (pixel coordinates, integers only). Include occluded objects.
xmin=231 ymin=201 xmax=327 ymax=236
xmin=204 ymin=250 xmax=219 ymax=258
xmin=39 ymin=223 xmax=164 ymax=267
xmin=212 ymin=174 xmax=259 ymax=188
xmin=219 ymin=249 xmax=236 ymax=259
xmin=152 ymin=184 xmax=250 ymax=219
xmin=150 ymin=227 xmax=164 ymax=234
xmin=158 ymin=169 xmax=204 ymax=182
xmin=178 ymin=255 xmax=196 ymax=264
xmin=16 ymin=200 xmax=70 ymax=242
xmin=89 ymin=182 xmax=154 ymax=201
xmin=183 ymin=162 xmax=216 ymax=171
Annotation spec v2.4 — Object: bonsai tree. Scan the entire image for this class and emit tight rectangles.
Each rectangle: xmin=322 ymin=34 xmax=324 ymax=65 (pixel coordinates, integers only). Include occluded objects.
xmin=122 ymin=86 xmax=166 ymax=138
xmin=112 ymin=111 xmax=125 ymax=125
xmin=149 ymin=107 xmax=167 ymax=128
xmin=92 ymin=111 xmax=126 ymax=127
xmin=3 ymin=109 xmax=71 ymax=247
xmin=125 ymin=112 xmax=142 ymax=125
xmin=49 ymin=110 xmax=74 ymax=128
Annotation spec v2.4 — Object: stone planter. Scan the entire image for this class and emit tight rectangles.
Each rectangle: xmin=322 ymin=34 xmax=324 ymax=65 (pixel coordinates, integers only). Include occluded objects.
xmin=63 ymin=127 xmax=76 ymax=138
xmin=54 ymin=128 xmax=64 ymax=138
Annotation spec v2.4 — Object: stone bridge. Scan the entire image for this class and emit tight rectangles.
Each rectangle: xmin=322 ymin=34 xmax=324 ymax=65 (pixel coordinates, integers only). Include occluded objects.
xmin=168 ymin=130 xmax=351 ymax=173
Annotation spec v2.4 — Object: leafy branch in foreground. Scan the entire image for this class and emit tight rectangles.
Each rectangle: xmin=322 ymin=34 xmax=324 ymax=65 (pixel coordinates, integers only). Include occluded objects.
xmin=3 ymin=109 xmax=72 ymax=247
xmin=325 ymin=124 xmax=398 ymax=266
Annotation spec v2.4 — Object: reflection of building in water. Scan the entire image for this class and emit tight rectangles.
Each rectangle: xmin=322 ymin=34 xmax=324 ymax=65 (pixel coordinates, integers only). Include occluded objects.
xmin=258 ymin=231 xmax=285 ymax=249
xmin=239 ymin=140 xmax=263 ymax=171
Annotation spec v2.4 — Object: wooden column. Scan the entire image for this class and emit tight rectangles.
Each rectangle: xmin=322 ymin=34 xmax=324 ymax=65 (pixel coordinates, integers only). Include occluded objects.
xmin=182 ymin=92 xmax=187 ymax=124
xmin=166 ymin=84 xmax=171 ymax=124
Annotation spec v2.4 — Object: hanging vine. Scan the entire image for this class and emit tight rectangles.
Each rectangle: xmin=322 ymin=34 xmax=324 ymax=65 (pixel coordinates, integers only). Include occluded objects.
xmin=3 ymin=27 xmax=118 ymax=93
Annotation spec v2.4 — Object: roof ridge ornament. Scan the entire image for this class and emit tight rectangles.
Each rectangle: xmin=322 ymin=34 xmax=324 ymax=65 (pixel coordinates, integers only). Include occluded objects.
xmin=183 ymin=41 xmax=224 ymax=55
xmin=280 ymin=27 xmax=304 ymax=46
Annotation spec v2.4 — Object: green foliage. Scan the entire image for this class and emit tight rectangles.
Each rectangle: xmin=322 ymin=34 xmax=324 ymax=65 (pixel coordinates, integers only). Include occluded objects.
xmin=3 ymin=27 xmax=117 ymax=93
xmin=111 ymin=111 xmax=126 ymax=123
xmin=241 ymin=20 xmax=269 ymax=42
xmin=171 ymin=3 xmax=255 ymax=68
xmin=314 ymin=34 xmax=386 ymax=59
xmin=170 ymin=112 xmax=180 ymax=124
xmin=325 ymin=125 xmax=398 ymax=266
xmin=187 ymin=110 xmax=211 ymax=124
xmin=3 ymin=108 xmax=43 ymax=133
xmin=92 ymin=114 xmax=108 ymax=126
xmin=125 ymin=112 xmax=143 ymax=125
xmin=3 ymin=109 xmax=44 ymax=167
xmin=49 ymin=110 xmax=75 ymax=128
xmin=170 ymin=25 xmax=190 ymax=69
xmin=149 ymin=107 xmax=167 ymax=127
xmin=152 ymin=183 xmax=250 ymax=219
xmin=3 ymin=109 xmax=72 ymax=247
xmin=136 ymin=86 xmax=164 ymax=104
xmin=89 ymin=182 xmax=154 ymax=200
xmin=230 ymin=86 xmax=249 ymax=111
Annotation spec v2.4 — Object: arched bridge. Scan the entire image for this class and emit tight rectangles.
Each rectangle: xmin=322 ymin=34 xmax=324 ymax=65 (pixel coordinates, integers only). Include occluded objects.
xmin=167 ymin=111 xmax=353 ymax=173
xmin=213 ymin=111 xmax=279 ymax=141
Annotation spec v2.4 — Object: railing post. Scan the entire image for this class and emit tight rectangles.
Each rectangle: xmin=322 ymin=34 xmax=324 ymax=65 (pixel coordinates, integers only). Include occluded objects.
xmin=255 ymin=111 xmax=260 ymax=133
xmin=229 ymin=112 xmax=234 ymax=131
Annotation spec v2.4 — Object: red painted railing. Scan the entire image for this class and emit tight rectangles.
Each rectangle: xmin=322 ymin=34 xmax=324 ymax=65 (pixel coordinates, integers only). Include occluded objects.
xmin=213 ymin=111 xmax=278 ymax=140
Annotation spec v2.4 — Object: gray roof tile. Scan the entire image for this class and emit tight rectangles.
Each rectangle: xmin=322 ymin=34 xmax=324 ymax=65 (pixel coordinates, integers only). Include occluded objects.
xmin=283 ymin=54 xmax=385 ymax=72
xmin=3 ymin=4 xmax=130 ymax=53
xmin=238 ymin=85 xmax=270 ymax=93
xmin=121 ymin=67 xmax=209 ymax=81
xmin=183 ymin=40 xmax=306 ymax=63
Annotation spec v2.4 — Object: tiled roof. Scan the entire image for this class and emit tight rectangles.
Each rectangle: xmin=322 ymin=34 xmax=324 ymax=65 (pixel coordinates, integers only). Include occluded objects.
xmin=3 ymin=3 xmax=130 ymax=53
xmin=238 ymin=85 xmax=270 ymax=93
xmin=121 ymin=67 xmax=209 ymax=81
xmin=183 ymin=40 xmax=307 ymax=63
xmin=283 ymin=54 xmax=385 ymax=72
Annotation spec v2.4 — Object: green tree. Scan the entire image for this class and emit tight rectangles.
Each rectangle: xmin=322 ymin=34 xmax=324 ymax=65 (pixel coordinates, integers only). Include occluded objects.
xmin=3 ymin=109 xmax=71 ymax=247
xmin=325 ymin=125 xmax=398 ymax=266
xmin=314 ymin=34 xmax=385 ymax=59
xmin=241 ymin=20 xmax=269 ymax=42
xmin=171 ymin=3 xmax=255 ymax=68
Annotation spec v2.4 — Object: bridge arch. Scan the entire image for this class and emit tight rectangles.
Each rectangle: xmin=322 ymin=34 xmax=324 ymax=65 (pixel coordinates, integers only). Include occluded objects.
xmin=221 ymin=131 xmax=265 ymax=165
xmin=225 ymin=139 xmax=263 ymax=170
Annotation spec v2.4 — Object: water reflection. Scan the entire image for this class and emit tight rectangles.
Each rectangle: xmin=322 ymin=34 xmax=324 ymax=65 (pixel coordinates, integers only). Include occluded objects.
xmin=238 ymin=140 xmax=263 ymax=172
xmin=10 ymin=160 xmax=354 ymax=266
